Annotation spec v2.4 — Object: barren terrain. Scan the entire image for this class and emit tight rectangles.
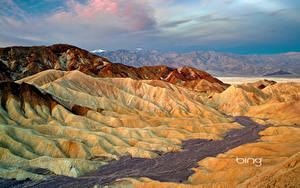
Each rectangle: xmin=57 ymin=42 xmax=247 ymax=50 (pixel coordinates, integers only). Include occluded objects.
xmin=0 ymin=45 xmax=299 ymax=188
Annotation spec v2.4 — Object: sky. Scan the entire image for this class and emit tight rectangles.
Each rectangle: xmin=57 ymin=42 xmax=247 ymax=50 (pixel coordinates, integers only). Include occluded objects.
xmin=0 ymin=0 xmax=300 ymax=54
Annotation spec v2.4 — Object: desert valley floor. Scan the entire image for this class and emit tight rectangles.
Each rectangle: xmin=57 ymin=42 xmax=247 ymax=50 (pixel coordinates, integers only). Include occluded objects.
xmin=0 ymin=45 xmax=299 ymax=188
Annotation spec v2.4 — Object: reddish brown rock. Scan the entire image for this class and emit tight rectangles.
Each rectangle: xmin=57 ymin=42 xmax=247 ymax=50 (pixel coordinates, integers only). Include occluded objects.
xmin=0 ymin=44 xmax=228 ymax=92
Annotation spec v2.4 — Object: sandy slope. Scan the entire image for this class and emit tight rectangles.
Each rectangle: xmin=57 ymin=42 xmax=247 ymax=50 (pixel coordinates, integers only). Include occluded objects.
xmin=0 ymin=69 xmax=299 ymax=188
xmin=103 ymin=126 xmax=300 ymax=188
xmin=0 ymin=70 xmax=237 ymax=180
xmin=210 ymin=82 xmax=300 ymax=125
xmin=99 ymin=78 xmax=300 ymax=187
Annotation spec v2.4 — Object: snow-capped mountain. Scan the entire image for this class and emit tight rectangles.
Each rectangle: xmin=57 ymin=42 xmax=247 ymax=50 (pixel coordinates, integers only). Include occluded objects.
xmin=91 ymin=49 xmax=107 ymax=53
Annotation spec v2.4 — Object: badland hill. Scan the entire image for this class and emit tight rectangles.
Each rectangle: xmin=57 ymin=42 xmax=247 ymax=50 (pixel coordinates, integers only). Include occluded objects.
xmin=0 ymin=44 xmax=299 ymax=188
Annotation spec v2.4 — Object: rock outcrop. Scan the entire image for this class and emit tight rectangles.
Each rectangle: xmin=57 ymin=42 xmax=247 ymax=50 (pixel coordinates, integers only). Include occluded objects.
xmin=0 ymin=44 xmax=228 ymax=92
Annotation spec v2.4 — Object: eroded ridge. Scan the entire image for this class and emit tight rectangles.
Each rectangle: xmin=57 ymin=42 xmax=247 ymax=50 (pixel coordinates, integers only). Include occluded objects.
xmin=0 ymin=116 xmax=268 ymax=188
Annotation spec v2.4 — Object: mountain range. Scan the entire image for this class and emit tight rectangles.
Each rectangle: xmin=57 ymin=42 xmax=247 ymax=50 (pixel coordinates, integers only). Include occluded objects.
xmin=0 ymin=44 xmax=228 ymax=92
xmin=94 ymin=49 xmax=300 ymax=77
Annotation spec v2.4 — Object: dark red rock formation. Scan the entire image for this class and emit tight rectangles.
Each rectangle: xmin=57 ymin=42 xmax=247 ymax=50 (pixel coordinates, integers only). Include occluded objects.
xmin=0 ymin=44 xmax=228 ymax=92
xmin=71 ymin=104 xmax=103 ymax=116
xmin=0 ymin=44 xmax=109 ymax=80
xmin=0 ymin=81 xmax=56 ymax=113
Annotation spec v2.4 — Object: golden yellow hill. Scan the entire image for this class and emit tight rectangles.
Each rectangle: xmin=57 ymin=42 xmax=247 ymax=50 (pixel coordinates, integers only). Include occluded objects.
xmin=101 ymin=80 xmax=300 ymax=188
xmin=1 ymin=70 xmax=238 ymax=180
xmin=0 ymin=69 xmax=299 ymax=188
xmin=209 ymin=82 xmax=300 ymax=125
xmin=105 ymin=125 xmax=300 ymax=188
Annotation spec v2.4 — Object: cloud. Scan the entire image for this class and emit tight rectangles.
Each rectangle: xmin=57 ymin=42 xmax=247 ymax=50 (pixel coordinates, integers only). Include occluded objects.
xmin=160 ymin=19 xmax=193 ymax=28
xmin=0 ymin=0 xmax=158 ymax=49
xmin=0 ymin=0 xmax=299 ymax=54
xmin=269 ymin=8 xmax=286 ymax=16
xmin=48 ymin=0 xmax=156 ymax=32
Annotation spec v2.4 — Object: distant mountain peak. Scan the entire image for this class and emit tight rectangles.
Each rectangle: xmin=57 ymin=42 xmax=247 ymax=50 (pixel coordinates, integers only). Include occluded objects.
xmin=264 ymin=70 xmax=292 ymax=76
xmin=91 ymin=49 xmax=107 ymax=53
xmin=136 ymin=48 xmax=144 ymax=51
